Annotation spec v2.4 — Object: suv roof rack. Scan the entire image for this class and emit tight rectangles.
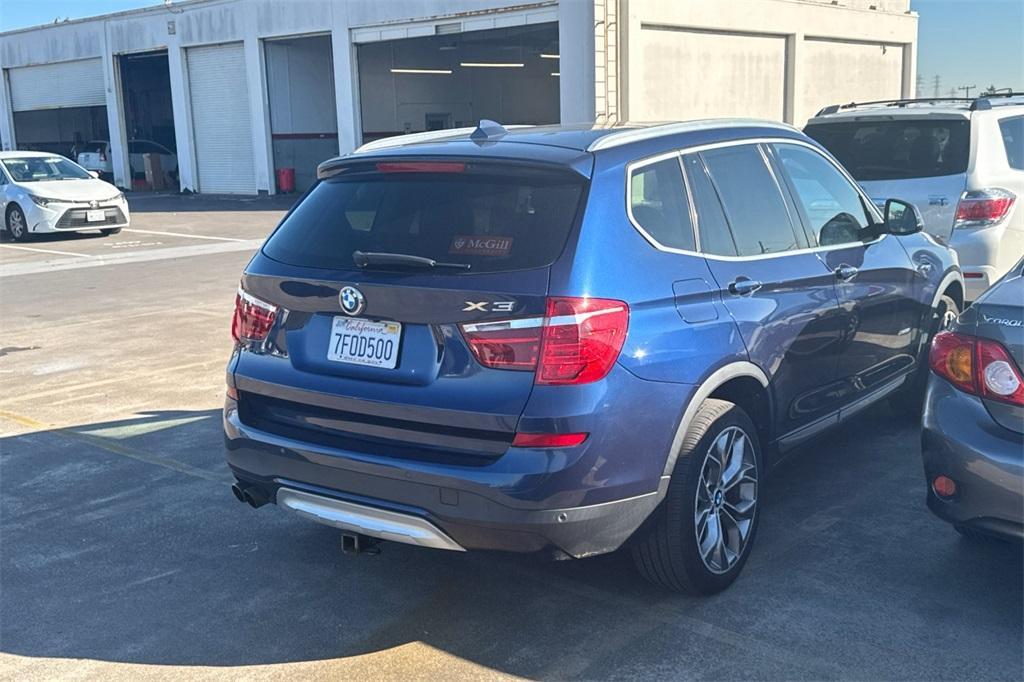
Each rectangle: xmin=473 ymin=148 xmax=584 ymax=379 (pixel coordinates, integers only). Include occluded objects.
xmin=815 ymin=92 xmax=1024 ymax=117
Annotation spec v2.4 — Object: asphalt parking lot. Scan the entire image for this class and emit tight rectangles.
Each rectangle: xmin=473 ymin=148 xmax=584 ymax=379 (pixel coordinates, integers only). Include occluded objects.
xmin=1 ymin=194 xmax=1021 ymax=680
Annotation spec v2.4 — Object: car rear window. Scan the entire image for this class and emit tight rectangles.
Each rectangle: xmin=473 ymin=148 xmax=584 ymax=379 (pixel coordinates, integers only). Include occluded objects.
xmin=262 ymin=163 xmax=587 ymax=273
xmin=81 ymin=142 xmax=106 ymax=153
xmin=805 ymin=119 xmax=970 ymax=180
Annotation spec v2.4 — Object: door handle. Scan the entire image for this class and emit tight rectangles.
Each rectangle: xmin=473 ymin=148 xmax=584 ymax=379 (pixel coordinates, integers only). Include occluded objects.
xmin=728 ymin=278 xmax=763 ymax=296
xmin=834 ymin=264 xmax=859 ymax=282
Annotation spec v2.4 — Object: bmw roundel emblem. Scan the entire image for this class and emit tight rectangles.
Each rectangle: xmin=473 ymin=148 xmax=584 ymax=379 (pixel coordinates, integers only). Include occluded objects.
xmin=339 ymin=286 xmax=366 ymax=316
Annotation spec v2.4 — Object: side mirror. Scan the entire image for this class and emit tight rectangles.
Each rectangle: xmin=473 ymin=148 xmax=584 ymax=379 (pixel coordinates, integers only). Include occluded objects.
xmin=88 ymin=170 xmax=100 ymax=179
xmin=884 ymin=198 xmax=924 ymax=235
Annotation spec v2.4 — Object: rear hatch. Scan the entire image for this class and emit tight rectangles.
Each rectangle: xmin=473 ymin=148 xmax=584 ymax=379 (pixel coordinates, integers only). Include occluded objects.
xmin=233 ymin=156 xmax=589 ymax=464
xmin=805 ymin=116 xmax=970 ymax=240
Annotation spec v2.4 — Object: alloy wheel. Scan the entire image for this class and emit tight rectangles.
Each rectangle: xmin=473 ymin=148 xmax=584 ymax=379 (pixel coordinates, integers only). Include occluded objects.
xmin=8 ymin=209 xmax=25 ymax=239
xmin=694 ymin=426 xmax=758 ymax=574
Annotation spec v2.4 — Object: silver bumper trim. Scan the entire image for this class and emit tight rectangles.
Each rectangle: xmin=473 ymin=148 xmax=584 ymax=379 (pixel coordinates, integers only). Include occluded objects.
xmin=276 ymin=488 xmax=466 ymax=552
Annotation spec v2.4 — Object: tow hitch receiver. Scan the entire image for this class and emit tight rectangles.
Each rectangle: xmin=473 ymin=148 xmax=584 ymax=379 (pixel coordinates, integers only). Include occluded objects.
xmin=342 ymin=531 xmax=381 ymax=555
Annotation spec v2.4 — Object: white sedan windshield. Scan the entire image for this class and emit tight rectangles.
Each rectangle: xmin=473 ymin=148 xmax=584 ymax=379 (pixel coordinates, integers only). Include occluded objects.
xmin=3 ymin=157 xmax=92 ymax=182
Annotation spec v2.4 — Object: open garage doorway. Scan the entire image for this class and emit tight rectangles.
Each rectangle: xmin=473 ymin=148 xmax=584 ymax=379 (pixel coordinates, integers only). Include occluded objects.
xmin=356 ymin=22 xmax=560 ymax=144
xmin=265 ymin=34 xmax=338 ymax=193
xmin=8 ymin=59 xmax=108 ymax=160
xmin=119 ymin=50 xmax=178 ymax=191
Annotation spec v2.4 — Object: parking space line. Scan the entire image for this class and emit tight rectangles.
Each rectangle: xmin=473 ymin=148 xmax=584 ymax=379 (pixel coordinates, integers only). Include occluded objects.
xmin=0 ymin=408 xmax=229 ymax=483
xmin=121 ymin=228 xmax=249 ymax=242
xmin=0 ymin=244 xmax=91 ymax=258
xmin=4 ymin=307 xmax=228 ymax=336
xmin=0 ymin=239 xmax=264 ymax=278
xmin=0 ymin=358 xmax=224 ymax=406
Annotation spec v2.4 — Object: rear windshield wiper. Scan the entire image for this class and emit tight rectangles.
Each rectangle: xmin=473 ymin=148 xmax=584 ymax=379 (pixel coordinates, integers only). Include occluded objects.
xmin=352 ymin=250 xmax=471 ymax=271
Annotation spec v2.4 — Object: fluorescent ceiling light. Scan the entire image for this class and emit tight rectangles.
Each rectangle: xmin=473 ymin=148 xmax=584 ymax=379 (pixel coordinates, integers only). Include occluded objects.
xmin=540 ymin=53 xmax=560 ymax=59
xmin=459 ymin=62 xmax=525 ymax=68
xmin=390 ymin=68 xmax=452 ymax=75
xmin=551 ymin=72 xmax=560 ymax=77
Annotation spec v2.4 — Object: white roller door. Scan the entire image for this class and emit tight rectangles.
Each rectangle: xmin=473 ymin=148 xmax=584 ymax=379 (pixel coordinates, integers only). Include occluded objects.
xmin=187 ymin=43 xmax=256 ymax=194
xmin=8 ymin=59 xmax=105 ymax=111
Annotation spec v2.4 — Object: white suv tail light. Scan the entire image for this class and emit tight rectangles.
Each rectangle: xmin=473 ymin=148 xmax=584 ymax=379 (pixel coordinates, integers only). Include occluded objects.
xmin=953 ymin=188 xmax=1015 ymax=229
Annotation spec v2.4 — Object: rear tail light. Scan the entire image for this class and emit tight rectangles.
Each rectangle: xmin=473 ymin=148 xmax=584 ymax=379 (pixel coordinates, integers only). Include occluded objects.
xmin=953 ymin=188 xmax=1015 ymax=229
xmin=929 ymin=331 xmax=1024 ymax=406
xmin=460 ymin=296 xmax=629 ymax=386
xmin=231 ymin=288 xmax=278 ymax=343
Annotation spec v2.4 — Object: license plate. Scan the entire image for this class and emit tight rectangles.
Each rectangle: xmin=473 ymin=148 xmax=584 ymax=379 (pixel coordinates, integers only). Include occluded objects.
xmin=86 ymin=209 xmax=106 ymax=222
xmin=327 ymin=318 xmax=401 ymax=369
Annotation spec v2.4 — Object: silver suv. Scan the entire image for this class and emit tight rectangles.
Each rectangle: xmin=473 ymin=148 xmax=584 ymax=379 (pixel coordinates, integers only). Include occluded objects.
xmin=806 ymin=94 xmax=1024 ymax=301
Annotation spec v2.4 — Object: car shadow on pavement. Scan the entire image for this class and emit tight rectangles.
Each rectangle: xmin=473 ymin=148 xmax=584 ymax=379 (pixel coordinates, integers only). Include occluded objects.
xmin=1 ymin=406 xmax=1021 ymax=679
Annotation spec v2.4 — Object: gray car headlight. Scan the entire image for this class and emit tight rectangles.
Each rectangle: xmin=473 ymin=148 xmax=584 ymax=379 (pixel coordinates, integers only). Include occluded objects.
xmin=29 ymin=194 xmax=54 ymax=207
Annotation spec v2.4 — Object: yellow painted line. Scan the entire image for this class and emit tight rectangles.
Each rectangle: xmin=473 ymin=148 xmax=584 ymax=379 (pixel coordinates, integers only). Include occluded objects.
xmin=0 ymin=243 xmax=91 ymax=258
xmin=0 ymin=408 xmax=47 ymax=429
xmin=0 ymin=408 xmax=229 ymax=483
xmin=122 ymin=228 xmax=248 ymax=242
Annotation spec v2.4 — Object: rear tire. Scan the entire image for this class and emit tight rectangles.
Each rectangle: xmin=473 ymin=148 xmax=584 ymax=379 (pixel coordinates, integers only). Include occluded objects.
xmin=891 ymin=293 xmax=960 ymax=417
xmin=6 ymin=205 xmax=30 ymax=242
xmin=632 ymin=399 xmax=761 ymax=595
xmin=101 ymin=228 xmax=122 ymax=236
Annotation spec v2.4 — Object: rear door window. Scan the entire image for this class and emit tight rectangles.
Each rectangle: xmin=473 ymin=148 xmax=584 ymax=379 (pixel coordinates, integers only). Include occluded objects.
xmin=772 ymin=143 xmax=873 ymax=246
xmin=699 ymin=144 xmax=805 ymax=257
xmin=628 ymin=155 xmax=696 ymax=251
xmin=805 ymin=119 xmax=970 ymax=180
xmin=262 ymin=163 xmax=587 ymax=273
xmin=682 ymin=154 xmax=736 ymax=257
xmin=999 ymin=116 xmax=1024 ymax=170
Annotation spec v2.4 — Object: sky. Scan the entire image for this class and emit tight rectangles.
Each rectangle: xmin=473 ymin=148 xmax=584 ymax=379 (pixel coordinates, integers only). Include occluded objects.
xmin=0 ymin=0 xmax=1021 ymax=92
xmin=911 ymin=0 xmax=1023 ymax=94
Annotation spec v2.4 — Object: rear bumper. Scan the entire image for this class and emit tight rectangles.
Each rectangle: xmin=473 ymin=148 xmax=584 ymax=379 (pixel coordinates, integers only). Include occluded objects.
xmin=921 ymin=377 xmax=1024 ymax=540
xmin=226 ymin=413 xmax=666 ymax=557
xmin=225 ymin=358 xmax=690 ymax=557
xmin=961 ymin=268 xmax=995 ymax=302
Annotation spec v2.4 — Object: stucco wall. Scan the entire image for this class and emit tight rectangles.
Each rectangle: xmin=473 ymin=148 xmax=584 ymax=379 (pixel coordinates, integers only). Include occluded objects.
xmin=621 ymin=0 xmax=918 ymax=126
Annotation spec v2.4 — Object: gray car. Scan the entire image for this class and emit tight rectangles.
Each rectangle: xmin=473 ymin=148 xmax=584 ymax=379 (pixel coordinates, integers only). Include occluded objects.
xmin=922 ymin=258 xmax=1024 ymax=540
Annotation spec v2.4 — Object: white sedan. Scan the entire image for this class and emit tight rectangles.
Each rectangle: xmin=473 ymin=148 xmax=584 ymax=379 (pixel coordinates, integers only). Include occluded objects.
xmin=0 ymin=151 xmax=131 ymax=241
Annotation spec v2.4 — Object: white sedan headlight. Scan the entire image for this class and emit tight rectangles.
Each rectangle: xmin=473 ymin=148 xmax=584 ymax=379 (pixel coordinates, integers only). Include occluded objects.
xmin=29 ymin=194 xmax=56 ymax=207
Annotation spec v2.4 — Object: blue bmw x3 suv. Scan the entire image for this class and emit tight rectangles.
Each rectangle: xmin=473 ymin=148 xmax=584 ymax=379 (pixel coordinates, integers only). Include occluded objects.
xmin=225 ymin=119 xmax=963 ymax=594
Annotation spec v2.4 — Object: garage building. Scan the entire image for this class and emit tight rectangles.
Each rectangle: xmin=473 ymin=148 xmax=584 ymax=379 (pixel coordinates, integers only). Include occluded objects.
xmin=0 ymin=0 xmax=918 ymax=195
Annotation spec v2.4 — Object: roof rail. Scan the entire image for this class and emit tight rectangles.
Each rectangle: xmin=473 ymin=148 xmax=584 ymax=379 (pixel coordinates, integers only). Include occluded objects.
xmin=586 ymin=119 xmax=798 ymax=152
xmin=815 ymin=92 xmax=1024 ymax=117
